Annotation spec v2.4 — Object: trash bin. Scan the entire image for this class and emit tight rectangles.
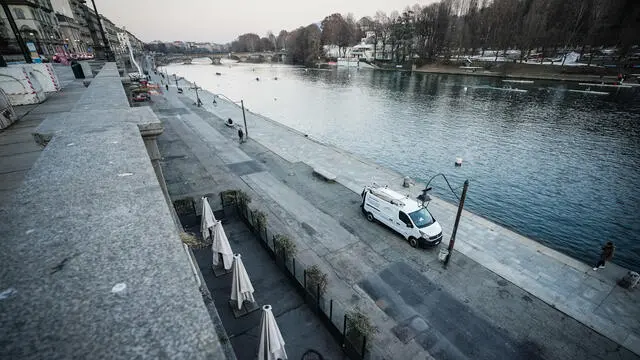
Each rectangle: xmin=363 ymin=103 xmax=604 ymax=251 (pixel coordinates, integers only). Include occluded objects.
xmin=71 ymin=62 xmax=84 ymax=79
xmin=438 ymin=248 xmax=449 ymax=262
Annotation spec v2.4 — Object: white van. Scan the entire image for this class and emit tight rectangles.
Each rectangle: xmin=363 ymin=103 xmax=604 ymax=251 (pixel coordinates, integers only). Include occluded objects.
xmin=361 ymin=185 xmax=443 ymax=248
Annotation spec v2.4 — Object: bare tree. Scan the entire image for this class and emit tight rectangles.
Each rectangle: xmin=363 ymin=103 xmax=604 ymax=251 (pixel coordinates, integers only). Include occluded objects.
xmin=266 ymin=31 xmax=277 ymax=51
xmin=229 ymin=0 xmax=639 ymax=67
xmin=561 ymin=1 xmax=590 ymax=65
xmin=276 ymin=30 xmax=288 ymax=51
xmin=374 ymin=11 xmax=391 ymax=60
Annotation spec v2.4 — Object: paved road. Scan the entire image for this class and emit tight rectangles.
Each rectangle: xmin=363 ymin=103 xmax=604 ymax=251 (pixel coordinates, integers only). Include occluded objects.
xmin=150 ymin=72 xmax=639 ymax=360
xmin=151 ymin=91 xmax=346 ymax=360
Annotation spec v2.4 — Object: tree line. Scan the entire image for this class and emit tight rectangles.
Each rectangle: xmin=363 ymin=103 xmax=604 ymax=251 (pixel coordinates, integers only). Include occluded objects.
xmin=180 ymin=0 xmax=640 ymax=67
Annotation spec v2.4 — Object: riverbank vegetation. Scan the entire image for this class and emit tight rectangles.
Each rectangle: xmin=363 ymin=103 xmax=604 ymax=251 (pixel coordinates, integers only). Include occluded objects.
xmin=225 ymin=0 xmax=638 ymax=68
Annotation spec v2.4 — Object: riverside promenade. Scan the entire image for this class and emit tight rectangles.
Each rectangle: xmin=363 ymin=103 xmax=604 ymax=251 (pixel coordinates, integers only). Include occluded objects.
xmin=151 ymin=69 xmax=639 ymax=359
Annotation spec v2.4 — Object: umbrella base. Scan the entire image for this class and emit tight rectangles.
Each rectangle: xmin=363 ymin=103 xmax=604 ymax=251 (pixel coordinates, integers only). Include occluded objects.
xmin=213 ymin=266 xmax=232 ymax=277
xmin=228 ymin=299 xmax=260 ymax=318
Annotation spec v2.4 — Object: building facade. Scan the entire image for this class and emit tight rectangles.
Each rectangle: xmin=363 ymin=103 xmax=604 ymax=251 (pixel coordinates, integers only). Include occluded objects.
xmin=126 ymin=30 xmax=144 ymax=53
xmin=54 ymin=12 xmax=84 ymax=53
xmin=0 ymin=0 xmax=64 ymax=57
xmin=99 ymin=15 xmax=120 ymax=58
xmin=2 ymin=0 xmax=142 ymax=62
xmin=50 ymin=0 xmax=86 ymax=54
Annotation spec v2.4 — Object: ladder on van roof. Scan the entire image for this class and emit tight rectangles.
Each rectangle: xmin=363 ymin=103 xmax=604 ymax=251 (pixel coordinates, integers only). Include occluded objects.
xmin=368 ymin=186 xmax=406 ymax=207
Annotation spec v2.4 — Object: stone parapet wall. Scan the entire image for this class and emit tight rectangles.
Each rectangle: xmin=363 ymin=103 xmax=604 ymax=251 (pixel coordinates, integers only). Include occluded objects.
xmin=0 ymin=63 xmax=233 ymax=360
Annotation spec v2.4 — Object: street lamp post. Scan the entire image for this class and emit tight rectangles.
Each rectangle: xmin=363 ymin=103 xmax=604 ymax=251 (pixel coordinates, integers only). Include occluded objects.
xmin=417 ymin=173 xmax=469 ymax=267
xmin=240 ymin=100 xmax=248 ymax=138
xmin=189 ymin=82 xmax=202 ymax=107
xmin=90 ymin=0 xmax=113 ymax=61
xmin=213 ymin=94 xmax=248 ymax=139
xmin=173 ymin=74 xmax=183 ymax=88
xmin=444 ymin=180 xmax=469 ymax=268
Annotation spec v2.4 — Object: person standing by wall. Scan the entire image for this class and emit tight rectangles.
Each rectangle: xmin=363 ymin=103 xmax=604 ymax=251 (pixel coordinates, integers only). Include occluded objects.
xmin=593 ymin=241 xmax=615 ymax=270
xmin=237 ymin=127 xmax=244 ymax=143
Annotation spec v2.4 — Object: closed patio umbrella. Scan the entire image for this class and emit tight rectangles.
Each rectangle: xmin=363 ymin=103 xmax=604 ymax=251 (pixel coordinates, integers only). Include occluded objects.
xmin=201 ymin=196 xmax=216 ymax=241
xmin=258 ymin=305 xmax=287 ymax=360
xmin=230 ymin=253 xmax=255 ymax=310
xmin=212 ymin=220 xmax=233 ymax=270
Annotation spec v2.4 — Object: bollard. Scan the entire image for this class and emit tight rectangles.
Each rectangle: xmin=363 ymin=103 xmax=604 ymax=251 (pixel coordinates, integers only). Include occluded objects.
xmin=329 ymin=299 xmax=333 ymax=320
xmin=361 ymin=336 xmax=367 ymax=359
xmin=283 ymin=250 xmax=287 ymax=272
xmin=342 ymin=314 xmax=347 ymax=346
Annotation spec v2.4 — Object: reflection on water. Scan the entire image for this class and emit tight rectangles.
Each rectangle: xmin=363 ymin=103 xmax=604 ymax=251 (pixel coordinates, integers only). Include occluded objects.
xmin=166 ymin=63 xmax=640 ymax=269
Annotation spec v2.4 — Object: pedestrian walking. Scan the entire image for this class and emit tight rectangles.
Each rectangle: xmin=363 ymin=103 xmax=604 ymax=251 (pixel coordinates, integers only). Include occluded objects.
xmin=165 ymin=84 xmax=169 ymax=91
xmin=593 ymin=241 xmax=615 ymax=270
xmin=237 ymin=127 xmax=244 ymax=143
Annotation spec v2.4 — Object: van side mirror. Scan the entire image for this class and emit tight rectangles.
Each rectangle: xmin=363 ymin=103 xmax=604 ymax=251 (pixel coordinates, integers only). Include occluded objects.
xmin=406 ymin=223 xmax=413 ymax=228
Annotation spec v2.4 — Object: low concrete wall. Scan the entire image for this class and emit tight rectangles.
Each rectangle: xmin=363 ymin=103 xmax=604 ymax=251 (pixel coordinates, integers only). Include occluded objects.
xmin=0 ymin=66 xmax=47 ymax=106
xmin=0 ymin=63 xmax=233 ymax=359
xmin=0 ymin=87 xmax=17 ymax=129
xmin=9 ymin=63 xmax=61 ymax=93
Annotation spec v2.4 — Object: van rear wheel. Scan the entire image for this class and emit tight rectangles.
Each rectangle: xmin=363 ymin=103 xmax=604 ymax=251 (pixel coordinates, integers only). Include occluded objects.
xmin=408 ymin=237 xmax=418 ymax=248
xmin=366 ymin=212 xmax=375 ymax=222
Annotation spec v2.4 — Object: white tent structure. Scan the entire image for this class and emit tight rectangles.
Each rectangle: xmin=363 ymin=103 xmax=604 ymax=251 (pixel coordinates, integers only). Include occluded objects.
xmin=201 ymin=196 xmax=216 ymax=241
xmin=212 ymin=221 xmax=233 ymax=270
xmin=258 ymin=305 xmax=287 ymax=360
xmin=230 ymin=254 xmax=255 ymax=310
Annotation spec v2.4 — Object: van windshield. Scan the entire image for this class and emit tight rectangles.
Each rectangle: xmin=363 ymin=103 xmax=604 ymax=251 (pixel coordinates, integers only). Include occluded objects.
xmin=408 ymin=208 xmax=435 ymax=228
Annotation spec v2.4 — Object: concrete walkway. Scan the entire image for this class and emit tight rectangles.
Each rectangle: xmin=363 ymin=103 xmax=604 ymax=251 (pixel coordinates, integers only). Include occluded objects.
xmin=152 ymin=73 xmax=639 ymax=359
xmin=0 ymin=65 xmax=80 ymax=204
xmin=150 ymin=83 xmax=347 ymax=360
xmin=179 ymin=83 xmax=640 ymax=356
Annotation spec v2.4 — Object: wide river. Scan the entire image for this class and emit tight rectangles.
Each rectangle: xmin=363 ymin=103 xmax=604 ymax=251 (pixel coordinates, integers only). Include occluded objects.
xmin=165 ymin=63 xmax=640 ymax=270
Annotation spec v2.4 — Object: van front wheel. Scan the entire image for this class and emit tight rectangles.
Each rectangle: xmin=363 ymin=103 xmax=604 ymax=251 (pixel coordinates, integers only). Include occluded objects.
xmin=366 ymin=212 xmax=375 ymax=222
xmin=408 ymin=237 xmax=418 ymax=248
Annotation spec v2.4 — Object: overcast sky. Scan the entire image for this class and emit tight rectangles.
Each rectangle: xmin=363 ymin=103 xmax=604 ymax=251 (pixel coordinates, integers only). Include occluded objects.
xmin=96 ymin=0 xmax=436 ymax=43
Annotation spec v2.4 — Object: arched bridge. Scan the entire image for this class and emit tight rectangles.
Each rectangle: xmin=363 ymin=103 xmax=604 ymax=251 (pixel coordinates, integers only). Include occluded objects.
xmin=156 ymin=51 xmax=287 ymax=65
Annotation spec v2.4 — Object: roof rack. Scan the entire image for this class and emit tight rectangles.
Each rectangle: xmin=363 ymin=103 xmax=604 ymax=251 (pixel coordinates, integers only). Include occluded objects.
xmin=369 ymin=187 xmax=406 ymax=207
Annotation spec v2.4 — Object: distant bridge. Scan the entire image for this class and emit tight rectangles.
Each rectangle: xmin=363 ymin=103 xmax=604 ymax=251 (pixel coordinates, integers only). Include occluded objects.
xmin=156 ymin=51 xmax=287 ymax=65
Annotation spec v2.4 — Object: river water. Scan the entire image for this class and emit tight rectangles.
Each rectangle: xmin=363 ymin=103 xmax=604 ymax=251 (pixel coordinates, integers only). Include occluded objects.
xmin=165 ymin=63 xmax=640 ymax=270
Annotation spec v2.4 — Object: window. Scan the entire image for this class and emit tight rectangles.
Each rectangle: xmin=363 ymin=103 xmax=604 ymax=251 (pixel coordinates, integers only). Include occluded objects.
xmin=14 ymin=8 xmax=25 ymax=20
xmin=399 ymin=211 xmax=411 ymax=226
xmin=408 ymin=208 xmax=435 ymax=228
